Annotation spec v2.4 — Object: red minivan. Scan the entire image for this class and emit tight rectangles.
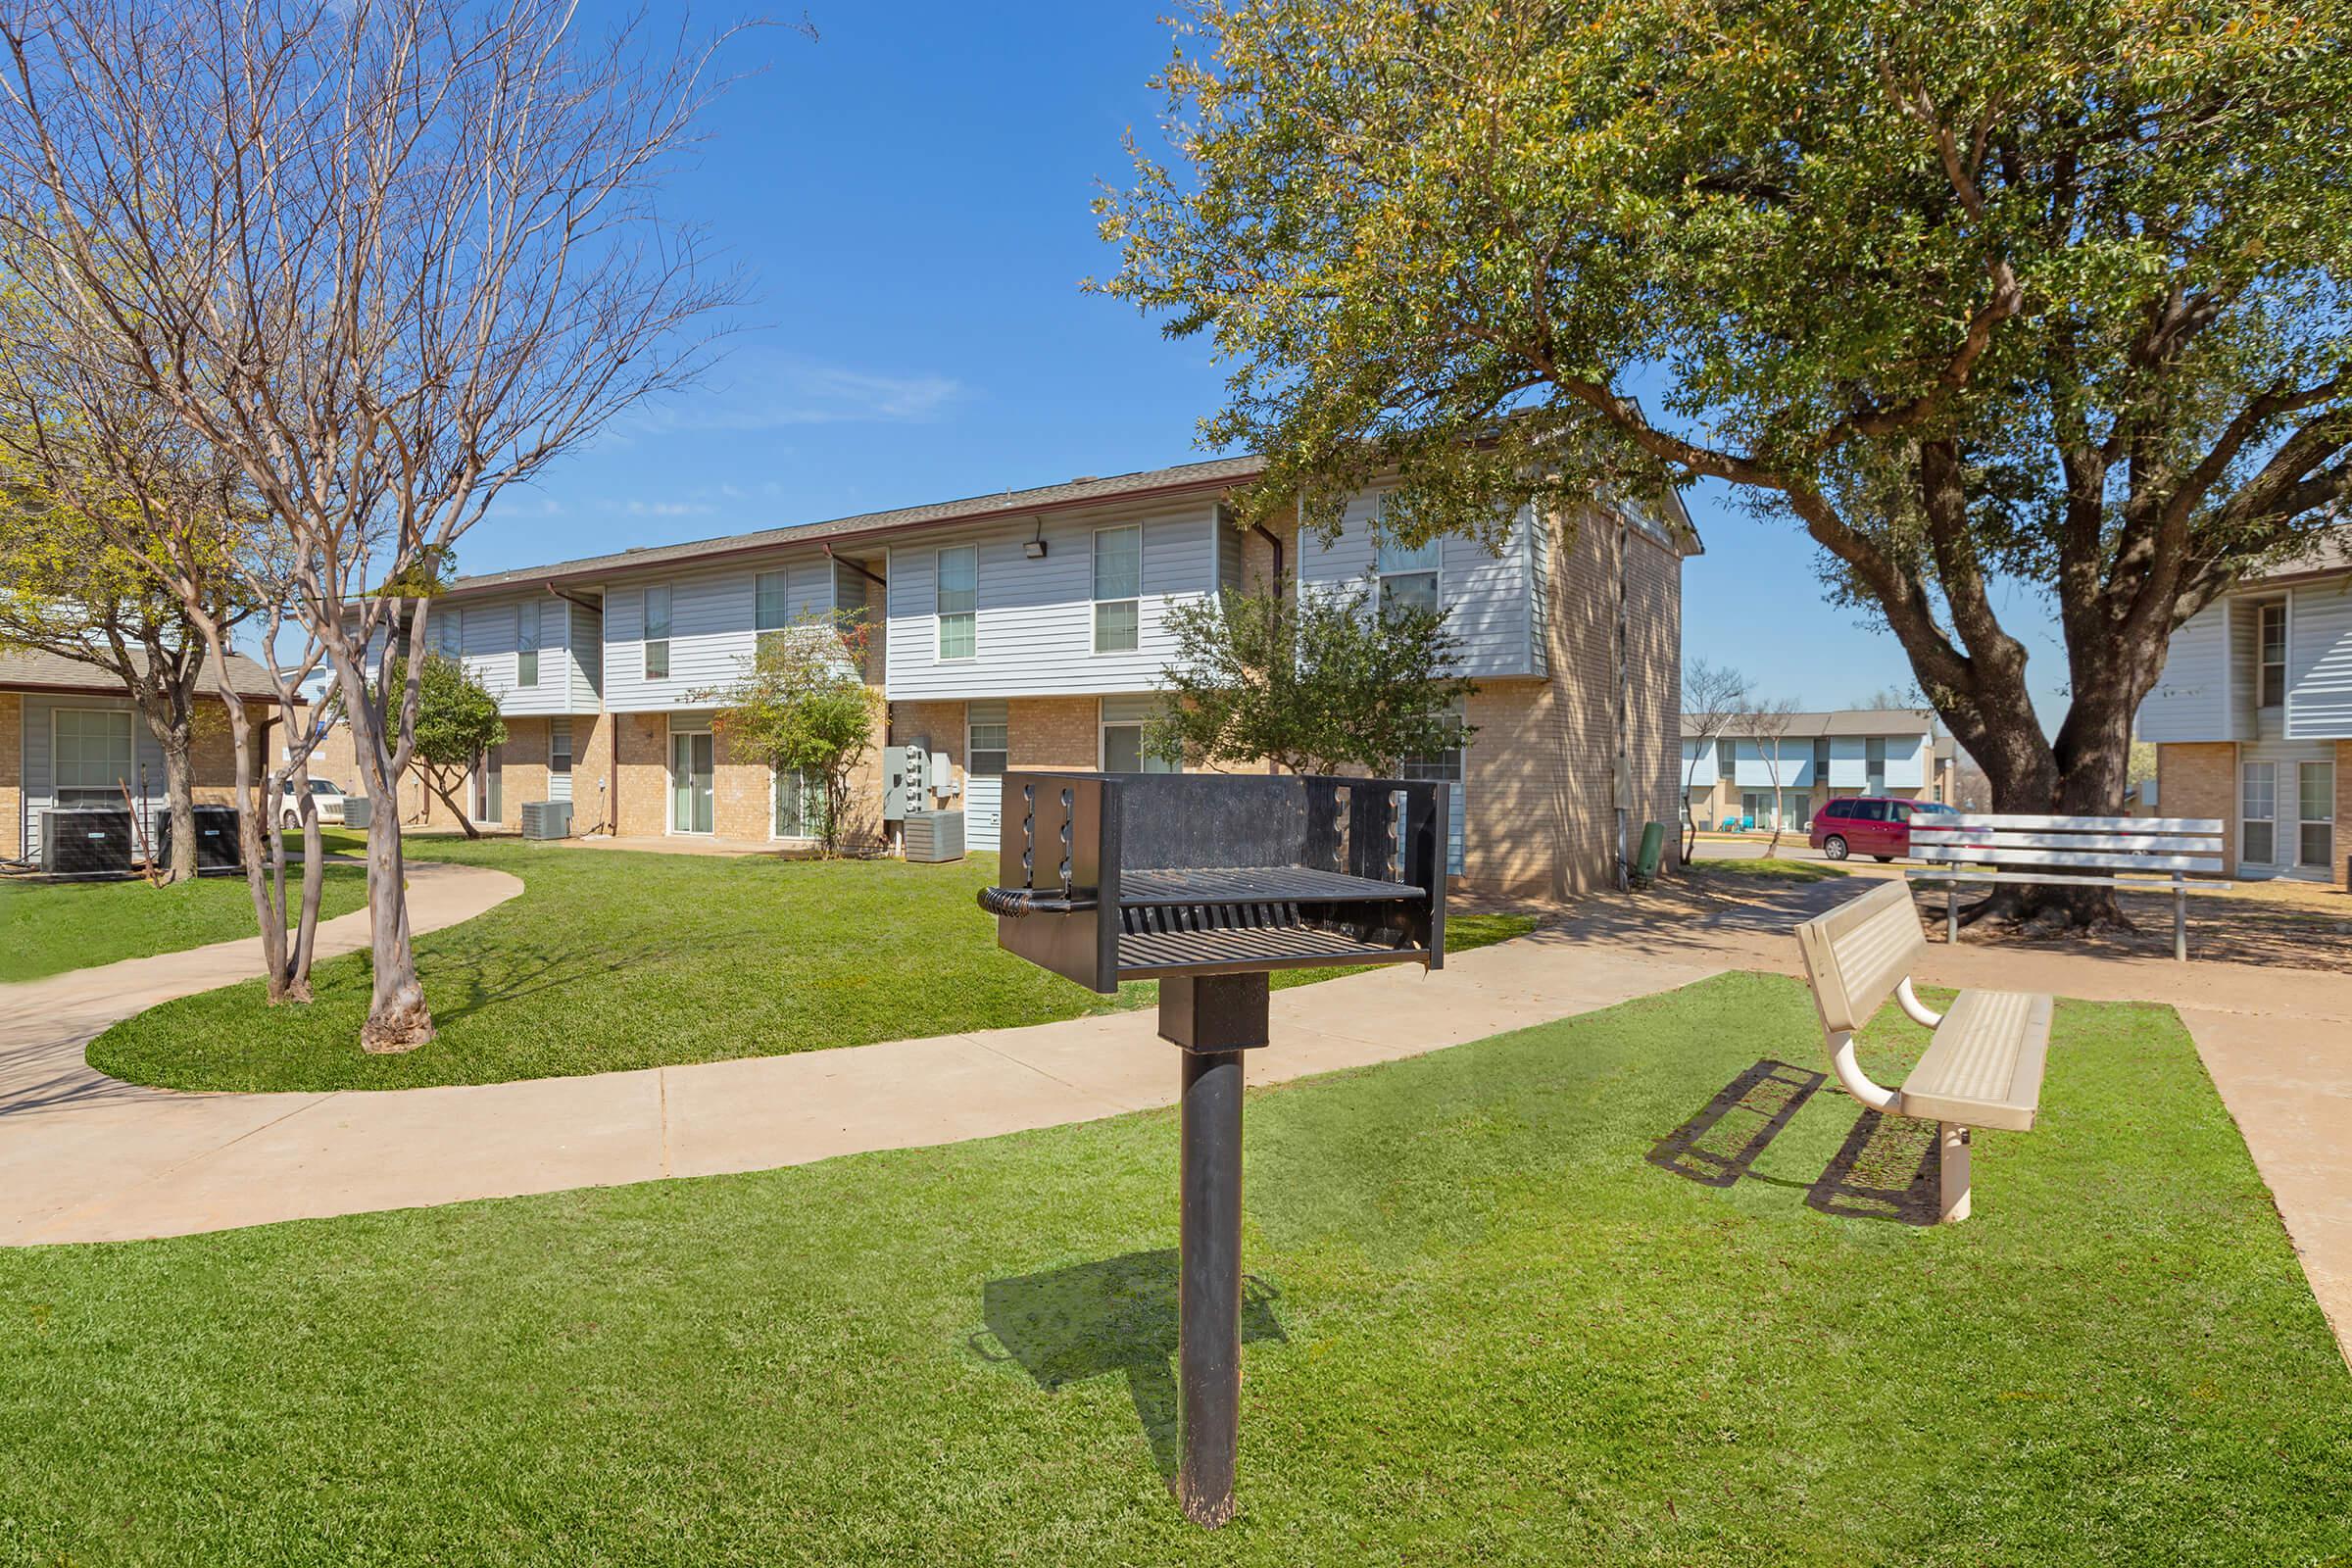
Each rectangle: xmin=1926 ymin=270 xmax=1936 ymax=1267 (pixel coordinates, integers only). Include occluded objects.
xmin=1809 ymin=797 xmax=1958 ymax=862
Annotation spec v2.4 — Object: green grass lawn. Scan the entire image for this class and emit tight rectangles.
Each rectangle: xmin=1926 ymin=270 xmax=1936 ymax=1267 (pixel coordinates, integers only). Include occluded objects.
xmin=89 ymin=837 xmax=1534 ymax=1091
xmin=6 ymin=972 xmax=2345 ymax=1565
xmin=1691 ymin=856 xmax=1852 ymax=885
xmin=0 ymin=865 xmax=370 ymax=984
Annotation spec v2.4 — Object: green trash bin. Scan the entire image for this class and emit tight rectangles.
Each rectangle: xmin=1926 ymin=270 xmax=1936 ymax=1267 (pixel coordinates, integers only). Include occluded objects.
xmin=1633 ymin=820 xmax=1666 ymax=887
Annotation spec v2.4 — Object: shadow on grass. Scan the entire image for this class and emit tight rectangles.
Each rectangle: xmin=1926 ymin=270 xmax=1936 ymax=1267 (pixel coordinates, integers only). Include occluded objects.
xmin=1652 ymin=1060 xmax=1942 ymax=1227
xmin=974 ymin=1250 xmax=1286 ymax=1483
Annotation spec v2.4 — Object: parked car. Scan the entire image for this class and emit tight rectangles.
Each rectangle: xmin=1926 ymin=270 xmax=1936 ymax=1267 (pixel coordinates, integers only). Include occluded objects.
xmin=281 ymin=777 xmax=350 ymax=829
xmin=1809 ymin=796 xmax=1964 ymax=862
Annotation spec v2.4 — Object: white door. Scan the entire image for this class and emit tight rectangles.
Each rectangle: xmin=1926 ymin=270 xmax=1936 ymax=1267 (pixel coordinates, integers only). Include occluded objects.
xmin=964 ymin=701 xmax=1008 ymax=853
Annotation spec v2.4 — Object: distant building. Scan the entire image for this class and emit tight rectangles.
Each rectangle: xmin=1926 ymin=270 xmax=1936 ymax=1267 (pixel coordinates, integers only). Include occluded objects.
xmin=1681 ymin=709 xmax=1955 ymax=832
xmin=2135 ymin=528 xmax=2349 ymax=886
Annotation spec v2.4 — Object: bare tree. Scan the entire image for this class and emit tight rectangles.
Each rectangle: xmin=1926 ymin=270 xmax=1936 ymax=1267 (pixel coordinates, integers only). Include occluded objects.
xmin=0 ymin=0 xmax=767 ymax=1049
xmin=1679 ymin=658 xmax=1749 ymax=865
xmin=1738 ymin=698 xmax=1802 ymax=858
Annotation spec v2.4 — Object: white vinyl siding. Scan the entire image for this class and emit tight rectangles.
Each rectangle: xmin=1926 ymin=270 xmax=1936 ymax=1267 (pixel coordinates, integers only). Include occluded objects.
xmin=964 ymin=699 xmax=1008 ymax=851
xmin=601 ymin=558 xmax=845 ymax=712
xmin=433 ymin=593 xmax=574 ymax=716
xmin=2137 ymin=599 xmax=2231 ymax=743
xmin=1882 ymin=732 xmax=1928 ymax=789
xmin=569 ymin=602 xmax=603 ymax=709
xmin=2286 ymin=577 xmax=2352 ymax=738
xmin=885 ymin=500 xmax=1220 ymax=700
xmin=1826 ymin=735 xmax=1868 ymax=787
xmin=1295 ymin=488 xmax=1542 ymax=678
xmin=1680 ymin=738 xmax=1719 ymax=789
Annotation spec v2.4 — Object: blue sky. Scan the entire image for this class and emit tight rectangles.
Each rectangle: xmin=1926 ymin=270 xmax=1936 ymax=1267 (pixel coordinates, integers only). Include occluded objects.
xmin=468 ymin=1 xmax=2073 ymax=729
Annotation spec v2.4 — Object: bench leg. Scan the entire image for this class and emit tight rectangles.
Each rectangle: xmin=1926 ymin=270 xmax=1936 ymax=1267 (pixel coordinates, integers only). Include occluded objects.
xmin=1937 ymin=1122 xmax=1971 ymax=1223
xmin=2175 ymin=887 xmax=2187 ymax=962
xmin=1947 ymin=887 xmax=1959 ymax=946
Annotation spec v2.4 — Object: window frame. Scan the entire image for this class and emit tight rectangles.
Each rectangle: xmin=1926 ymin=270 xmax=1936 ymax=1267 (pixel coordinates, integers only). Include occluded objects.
xmin=549 ymin=716 xmax=572 ymax=778
xmin=967 ymin=701 xmax=1008 ymax=777
xmin=515 ymin=600 xmax=541 ymax=688
xmin=642 ymin=584 xmax=672 ymax=681
xmin=1100 ymin=718 xmax=1179 ymax=774
xmin=432 ymin=604 xmax=464 ymax=659
xmin=936 ymin=545 xmax=978 ymax=661
xmin=2258 ymin=601 xmax=2288 ymax=709
xmin=1092 ymin=524 xmax=1143 ymax=655
xmin=770 ymin=763 xmax=825 ymax=841
xmin=756 ymin=568 xmax=792 ymax=660
xmin=1373 ymin=500 xmax=1442 ymax=619
xmin=52 ymin=707 xmax=135 ymax=807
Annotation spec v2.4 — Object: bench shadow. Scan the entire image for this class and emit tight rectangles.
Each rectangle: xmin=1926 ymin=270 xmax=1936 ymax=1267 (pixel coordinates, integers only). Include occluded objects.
xmin=1804 ymin=1109 xmax=1940 ymax=1226
xmin=973 ymin=1249 xmax=1286 ymax=1483
xmin=1647 ymin=1058 xmax=1827 ymax=1188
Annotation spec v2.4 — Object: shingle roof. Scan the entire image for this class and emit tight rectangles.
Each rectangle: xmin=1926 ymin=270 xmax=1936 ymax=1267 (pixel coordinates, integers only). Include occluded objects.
xmin=443 ymin=454 xmax=1272 ymax=598
xmin=2244 ymin=524 xmax=2351 ymax=583
xmin=0 ymin=646 xmax=282 ymax=700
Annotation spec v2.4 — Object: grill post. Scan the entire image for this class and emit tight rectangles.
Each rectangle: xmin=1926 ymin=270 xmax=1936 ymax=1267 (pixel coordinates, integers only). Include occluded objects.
xmin=1161 ymin=973 xmax=1267 ymax=1528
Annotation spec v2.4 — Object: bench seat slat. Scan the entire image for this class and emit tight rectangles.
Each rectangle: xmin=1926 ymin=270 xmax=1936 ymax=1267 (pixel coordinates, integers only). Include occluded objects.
xmin=1936 ymin=813 xmax=2223 ymax=833
xmin=1911 ymin=845 xmax=2225 ymax=873
xmin=1911 ymin=828 xmax=2223 ymax=855
xmin=1907 ymin=868 xmax=2234 ymax=891
xmin=1899 ymin=989 xmax=2052 ymax=1133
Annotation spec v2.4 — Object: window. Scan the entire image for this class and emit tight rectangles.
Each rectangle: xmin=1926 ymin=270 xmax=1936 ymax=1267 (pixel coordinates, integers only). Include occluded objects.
xmin=550 ymin=717 xmax=572 ymax=778
xmin=54 ymin=709 xmax=134 ymax=806
xmin=1375 ymin=513 xmax=1441 ymax=617
xmin=2241 ymin=761 xmax=2278 ymax=865
xmin=1102 ymin=723 xmax=1178 ymax=773
xmin=756 ymin=569 xmax=791 ymax=658
xmin=1854 ymin=800 xmax=1889 ymax=822
xmin=516 ymin=601 xmax=540 ymax=688
xmin=2299 ymin=760 xmax=2335 ymax=869
xmin=1811 ymin=737 xmax=1832 ymax=780
xmin=937 ymin=546 xmax=978 ymax=660
xmin=642 ymin=585 xmax=671 ymax=680
xmin=2258 ymin=602 xmax=2287 ymax=709
xmin=773 ymin=765 xmax=824 ymax=839
xmin=432 ymin=606 xmax=463 ymax=658
xmin=1864 ymin=737 xmax=1888 ymax=794
xmin=1093 ymin=525 xmax=1142 ymax=654
xmin=967 ymin=701 xmax=1008 ymax=776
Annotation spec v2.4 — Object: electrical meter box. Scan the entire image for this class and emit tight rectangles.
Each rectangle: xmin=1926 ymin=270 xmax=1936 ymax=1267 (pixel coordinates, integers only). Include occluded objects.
xmin=884 ymin=741 xmax=929 ymax=822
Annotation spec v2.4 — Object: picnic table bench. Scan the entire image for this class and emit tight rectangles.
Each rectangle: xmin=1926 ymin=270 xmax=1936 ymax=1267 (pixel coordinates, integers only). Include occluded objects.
xmin=1906 ymin=813 xmax=2230 ymax=961
xmin=1795 ymin=881 xmax=2051 ymax=1223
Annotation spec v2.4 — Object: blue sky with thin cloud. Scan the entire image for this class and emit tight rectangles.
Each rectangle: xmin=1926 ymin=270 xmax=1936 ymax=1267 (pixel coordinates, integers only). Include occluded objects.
xmin=458 ymin=1 xmax=2073 ymax=732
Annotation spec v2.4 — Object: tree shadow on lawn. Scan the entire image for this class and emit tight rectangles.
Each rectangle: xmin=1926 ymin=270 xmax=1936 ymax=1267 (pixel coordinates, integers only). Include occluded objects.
xmin=973 ymin=1250 xmax=1286 ymax=1485
xmin=1650 ymin=1058 xmax=1941 ymax=1226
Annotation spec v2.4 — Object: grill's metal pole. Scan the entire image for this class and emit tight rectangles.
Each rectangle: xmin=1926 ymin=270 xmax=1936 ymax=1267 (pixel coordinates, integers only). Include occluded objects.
xmin=1158 ymin=971 xmax=1268 ymax=1529
xmin=1177 ymin=1045 xmax=1243 ymax=1527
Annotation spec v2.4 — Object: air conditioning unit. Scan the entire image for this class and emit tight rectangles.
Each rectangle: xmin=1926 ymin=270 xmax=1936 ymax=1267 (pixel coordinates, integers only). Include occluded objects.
xmin=159 ymin=804 xmax=244 ymax=873
xmin=341 ymin=795 xmax=373 ymax=830
xmin=904 ymin=808 xmax=964 ymax=862
xmin=38 ymin=806 xmax=135 ymax=878
xmin=519 ymin=800 xmax=573 ymax=841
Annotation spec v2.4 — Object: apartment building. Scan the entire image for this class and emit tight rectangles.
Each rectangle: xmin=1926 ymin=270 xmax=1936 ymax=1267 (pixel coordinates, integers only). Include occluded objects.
xmin=2137 ymin=529 xmax=2351 ymax=886
xmin=328 ymin=455 xmax=1699 ymax=899
xmin=1680 ymin=709 xmax=1955 ymax=832
xmin=3 ymin=649 xmax=282 ymax=861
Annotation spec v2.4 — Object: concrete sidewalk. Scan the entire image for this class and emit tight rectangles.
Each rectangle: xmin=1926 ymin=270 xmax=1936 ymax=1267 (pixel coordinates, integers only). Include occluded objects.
xmin=0 ymin=906 xmax=1723 ymax=1246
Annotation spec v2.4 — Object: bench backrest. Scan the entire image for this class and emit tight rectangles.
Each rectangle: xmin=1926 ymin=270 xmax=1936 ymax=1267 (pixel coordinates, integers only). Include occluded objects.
xmin=1792 ymin=880 xmax=1928 ymax=1036
xmin=1910 ymin=813 xmax=2226 ymax=877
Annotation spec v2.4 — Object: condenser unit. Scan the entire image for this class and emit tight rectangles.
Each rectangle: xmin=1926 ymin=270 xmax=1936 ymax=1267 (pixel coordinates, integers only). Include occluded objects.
xmin=38 ymin=807 xmax=136 ymax=879
xmin=904 ymin=808 xmax=964 ymax=862
xmin=159 ymin=804 xmax=244 ymax=873
xmin=341 ymin=795 xmax=373 ymax=830
xmin=519 ymin=800 xmax=573 ymax=840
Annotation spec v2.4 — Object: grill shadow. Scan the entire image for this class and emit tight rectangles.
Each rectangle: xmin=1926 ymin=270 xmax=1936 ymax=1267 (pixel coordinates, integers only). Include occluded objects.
xmin=973 ymin=1250 xmax=1286 ymax=1484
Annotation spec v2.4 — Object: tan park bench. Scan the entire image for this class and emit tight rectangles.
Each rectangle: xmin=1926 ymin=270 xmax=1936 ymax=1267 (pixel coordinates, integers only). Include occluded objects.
xmin=1906 ymin=813 xmax=2230 ymax=960
xmin=1794 ymin=881 xmax=2052 ymax=1222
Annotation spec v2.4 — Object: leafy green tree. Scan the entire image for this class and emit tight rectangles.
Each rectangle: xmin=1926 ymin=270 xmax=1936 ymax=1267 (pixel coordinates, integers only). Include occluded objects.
xmin=699 ymin=612 xmax=881 ymax=856
xmin=396 ymin=654 xmax=507 ymax=840
xmin=1147 ymin=585 xmax=1475 ymax=774
xmin=1099 ymin=0 xmax=2352 ymax=927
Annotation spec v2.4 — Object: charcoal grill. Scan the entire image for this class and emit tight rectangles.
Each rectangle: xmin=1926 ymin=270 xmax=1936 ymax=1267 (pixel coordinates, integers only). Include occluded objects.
xmin=979 ymin=772 xmax=1447 ymax=1526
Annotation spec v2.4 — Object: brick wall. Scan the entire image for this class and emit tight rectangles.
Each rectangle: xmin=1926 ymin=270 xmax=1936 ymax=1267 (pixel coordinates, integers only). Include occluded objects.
xmin=496 ymin=717 xmax=550 ymax=832
xmin=1009 ymin=696 xmax=1101 ymax=770
xmin=0 ymin=690 xmax=19 ymax=859
xmin=613 ymin=712 xmax=668 ymax=837
xmin=2338 ymin=742 xmax=2352 ymax=890
xmin=2157 ymin=741 xmax=2237 ymax=867
xmin=572 ymin=712 xmax=617 ymax=836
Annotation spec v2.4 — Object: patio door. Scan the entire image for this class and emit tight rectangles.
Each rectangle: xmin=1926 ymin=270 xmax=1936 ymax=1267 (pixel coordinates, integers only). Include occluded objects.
xmin=670 ymin=728 xmax=713 ymax=834
xmin=474 ymin=744 xmax=504 ymax=826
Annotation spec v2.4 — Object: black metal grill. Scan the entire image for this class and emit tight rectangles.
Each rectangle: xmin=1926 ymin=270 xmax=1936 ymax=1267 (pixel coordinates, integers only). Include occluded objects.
xmin=980 ymin=772 xmax=1446 ymax=994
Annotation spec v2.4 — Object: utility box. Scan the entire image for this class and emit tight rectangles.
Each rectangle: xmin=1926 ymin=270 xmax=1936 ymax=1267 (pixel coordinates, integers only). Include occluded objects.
xmin=519 ymin=800 xmax=572 ymax=841
xmin=884 ymin=741 xmax=929 ymax=822
xmin=342 ymin=795 xmax=373 ymax=831
xmin=159 ymin=804 xmax=244 ymax=873
xmin=38 ymin=807 xmax=136 ymax=879
xmin=905 ymin=808 xmax=964 ymax=862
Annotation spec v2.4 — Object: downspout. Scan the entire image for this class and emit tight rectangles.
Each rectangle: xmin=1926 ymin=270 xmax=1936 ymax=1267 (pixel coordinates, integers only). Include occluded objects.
xmin=822 ymin=543 xmax=887 ymax=590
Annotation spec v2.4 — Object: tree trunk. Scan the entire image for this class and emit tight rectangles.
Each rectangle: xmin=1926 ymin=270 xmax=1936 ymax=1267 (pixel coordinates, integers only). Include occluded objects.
xmin=1957 ymin=682 xmax=2138 ymax=934
xmin=287 ymin=764 xmax=325 ymax=1004
xmin=156 ymin=725 xmax=199 ymax=885
xmin=341 ymin=668 xmax=434 ymax=1053
xmin=218 ymin=682 xmax=293 ymax=1001
xmin=424 ymin=768 xmax=480 ymax=838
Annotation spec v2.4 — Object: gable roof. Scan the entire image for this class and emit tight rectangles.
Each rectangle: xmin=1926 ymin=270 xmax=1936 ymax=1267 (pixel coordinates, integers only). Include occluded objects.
xmin=0 ymin=647 xmax=282 ymax=701
xmin=1682 ymin=708 xmax=1942 ymax=740
xmin=2243 ymin=524 xmax=2352 ymax=584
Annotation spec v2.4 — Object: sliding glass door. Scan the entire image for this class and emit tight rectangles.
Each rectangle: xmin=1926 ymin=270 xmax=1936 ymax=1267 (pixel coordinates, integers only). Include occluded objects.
xmin=669 ymin=729 xmax=713 ymax=835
